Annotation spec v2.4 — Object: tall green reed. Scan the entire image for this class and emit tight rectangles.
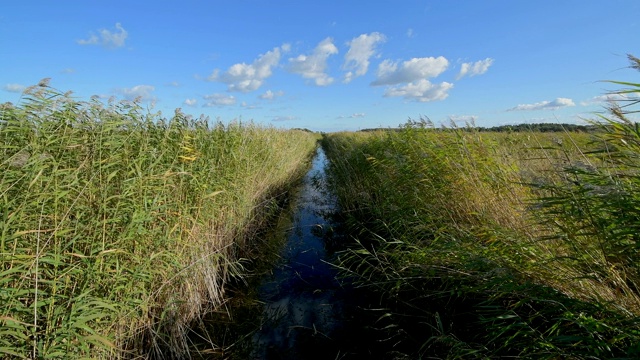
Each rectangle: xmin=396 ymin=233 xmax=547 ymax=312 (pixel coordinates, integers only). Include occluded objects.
xmin=0 ymin=82 xmax=317 ymax=358
xmin=530 ymin=54 xmax=640 ymax=310
xmin=321 ymin=65 xmax=640 ymax=357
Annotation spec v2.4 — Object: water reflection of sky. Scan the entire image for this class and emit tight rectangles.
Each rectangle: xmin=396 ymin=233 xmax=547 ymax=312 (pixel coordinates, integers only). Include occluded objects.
xmin=252 ymin=147 xmax=346 ymax=359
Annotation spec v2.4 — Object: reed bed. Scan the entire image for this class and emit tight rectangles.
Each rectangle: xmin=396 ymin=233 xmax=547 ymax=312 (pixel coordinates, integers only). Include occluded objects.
xmin=322 ymin=56 xmax=640 ymax=358
xmin=0 ymin=82 xmax=318 ymax=359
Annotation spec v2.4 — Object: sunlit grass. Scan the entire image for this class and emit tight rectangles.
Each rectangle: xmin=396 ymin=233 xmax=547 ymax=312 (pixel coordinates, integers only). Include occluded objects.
xmin=321 ymin=56 xmax=640 ymax=358
xmin=0 ymin=83 xmax=318 ymax=358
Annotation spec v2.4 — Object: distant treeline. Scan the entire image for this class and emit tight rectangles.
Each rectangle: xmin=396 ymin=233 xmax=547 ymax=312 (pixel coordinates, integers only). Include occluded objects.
xmin=360 ymin=122 xmax=602 ymax=133
xmin=472 ymin=123 xmax=600 ymax=133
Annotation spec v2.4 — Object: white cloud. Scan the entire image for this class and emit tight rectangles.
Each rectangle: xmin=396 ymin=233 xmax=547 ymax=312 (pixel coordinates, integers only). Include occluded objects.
xmin=168 ymin=81 xmax=180 ymax=87
xmin=406 ymin=28 xmax=414 ymax=38
xmin=61 ymin=68 xmax=75 ymax=74
xmin=184 ymin=98 xmax=197 ymax=106
xmin=580 ymin=93 xmax=639 ymax=106
xmin=208 ymin=45 xmax=288 ymax=92
xmin=119 ymin=85 xmax=155 ymax=102
xmin=3 ymin=83 xmax=26 ymax=93
xmin=259 ymin=89 xmax=284 ymax=100
xmin=272 ymin=115 xmax=297 ymax=122
xmin=384 ymin=79 xmax=453 ymax=102
xmin=337 ymin=112 xmax=366 ymax=119
xmin=241 ymin=101 xmax=259 ymax=109
xmin=448 ymin=115 xmax=478 ymax=124
xmin=371 ymin=56 xmax=449 ymax=86
xmin=507 ymin=97 xmax=575 ymax=111
xmin=456 ymin=58 xmax=494 ymax=79
xmin=343 ymin=32 xmax=386 ymax=83
xmin=203 ymin=93 xmax=236 ymax=106
xmin=288 ymin=37 xmax=339 ymax=86
xmin=77 ymin=23 xmax=128 ymax=49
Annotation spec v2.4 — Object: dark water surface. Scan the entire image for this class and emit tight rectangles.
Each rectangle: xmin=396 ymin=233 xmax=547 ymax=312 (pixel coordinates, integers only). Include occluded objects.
xmin=249 ymin=147 xmax=366 ymax=359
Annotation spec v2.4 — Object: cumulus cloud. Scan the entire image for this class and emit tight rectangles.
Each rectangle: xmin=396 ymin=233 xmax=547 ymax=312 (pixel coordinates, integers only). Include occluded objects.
xmin=208 ymin=45 xmax=288 ymax=92
xmin=371 ymin=56 xmax=449 ymax=86
xmin=343 ymin=32 xmax=386 ymax=83
xmin=369 ymin=56 xmax=452 ymax=102
xmin=77 ymin=23 xmax=128 ymax=49
xmin=203 ymin=93 xmax=236 ymax=107
xmin=384 ymin=79 xmax=453 ymax=102
xmin=119 ymin=85 xmax=155 ymax=102
xmin=288 ymin=37 xmax=339 ymax=86
xmin=456 ymin=58 xmax=494 ymax=79
xmin=184 ymin=98 xmax=197 ymax=106
xmin=259 ymin=89 xmax=284 ymax=100
xmin=507 ymin=97 xmax=575 ymax=111
xmin=3 ymin=83 xmax=26 ymax=93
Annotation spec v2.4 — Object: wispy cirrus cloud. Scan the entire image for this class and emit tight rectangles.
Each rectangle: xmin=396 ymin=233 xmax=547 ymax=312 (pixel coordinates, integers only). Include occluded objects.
xmin=507 ymin=97 xmax=575 ymax=111
xmin=447 ymin=114 xmax=479 ymax=127
xmin=456 ymin=58 xmax=494 ymax=79
xmin=448 ymin=114 xmax=478 ymax=123
xmin=288 ymin=37 xmax=338 ymax=86
xmin=203 ymin=93 xmax=236 ymax=107
xmin=337 ymin=113 xmax=366 ymax=119
xmin=272 ymin=115 xmax=297 ymax=122
xmin=77 ymin=23 xmax=128 ymax=49
xmin=343 ymin=32 xmax=386 ymax=83
xmin=241 ymin=101 xmax=259 ymax=109
xmin=406 ymin=28 xmax=415 ymax=38
xmin=259 ymin=89 xmax=284 ymax=100
xmin=208 ymin=44 xmax=289 ymax=93
xmin=580 ymin=93 xmax=639 ymax=106
xmin=3 ymin=83 xmax=26 ymax=93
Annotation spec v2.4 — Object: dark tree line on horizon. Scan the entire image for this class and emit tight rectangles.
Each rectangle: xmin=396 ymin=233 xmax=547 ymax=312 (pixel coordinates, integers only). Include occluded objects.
xmin=358 ymin=122 xmax=602 ymax=133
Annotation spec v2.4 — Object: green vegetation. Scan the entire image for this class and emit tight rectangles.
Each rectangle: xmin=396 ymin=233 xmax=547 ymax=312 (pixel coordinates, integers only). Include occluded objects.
xmin=360 ymin=121 xmax=599 ymax=133
xmin=4 ymin=57 xmax=640 ymax=358
xmin=0 ymin=82 xmax=318 ymax=358
xmin=321 ymin=56 xmax=640 ymax=358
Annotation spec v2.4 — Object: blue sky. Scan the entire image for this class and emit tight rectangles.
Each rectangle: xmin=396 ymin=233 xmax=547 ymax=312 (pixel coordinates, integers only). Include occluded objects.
xmin=2 ymin=1 xmax=639 ymax=131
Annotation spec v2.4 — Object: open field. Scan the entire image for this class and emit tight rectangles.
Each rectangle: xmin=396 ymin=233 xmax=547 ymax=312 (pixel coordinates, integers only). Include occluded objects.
xmin=0 ymin=84 xmax=318 ymax=358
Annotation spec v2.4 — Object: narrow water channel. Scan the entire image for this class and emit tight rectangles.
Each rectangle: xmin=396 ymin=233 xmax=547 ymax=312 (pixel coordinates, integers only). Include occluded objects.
xmin=249 ymin=147 xmax=361 ymax=359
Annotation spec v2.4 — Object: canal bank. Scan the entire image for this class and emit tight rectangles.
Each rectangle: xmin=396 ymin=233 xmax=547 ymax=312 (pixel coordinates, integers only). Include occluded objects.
xmin=249 ymin=147 xmax=351 ymax=359
xmin=190 ymin=147 xmax=388 ymax=359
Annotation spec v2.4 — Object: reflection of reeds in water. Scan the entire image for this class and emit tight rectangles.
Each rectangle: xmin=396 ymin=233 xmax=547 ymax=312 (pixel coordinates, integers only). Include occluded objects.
xmin=248 ymin=149 xmax=348 ymax=359
xmin=252 ymin=293 xmax=339 ymax=358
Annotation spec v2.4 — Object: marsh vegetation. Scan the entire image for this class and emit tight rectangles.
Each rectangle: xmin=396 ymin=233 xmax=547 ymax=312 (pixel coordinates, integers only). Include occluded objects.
xmin=320 ymin=56 xmax=640 ymax=358
xmin=0 ymin=83 xmax=317 ymax=358
xmin=2 ymin=55 xmax=640 ymax=359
